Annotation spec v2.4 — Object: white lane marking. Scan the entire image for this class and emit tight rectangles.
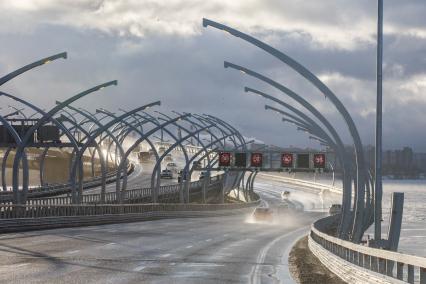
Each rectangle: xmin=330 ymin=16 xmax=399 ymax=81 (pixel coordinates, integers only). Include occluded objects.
xmin=133 ymin=265 xmax=145 ymax=271
xmin=250 ymin=226 xmax=309 ymax=284
xmin=68 ymin=250 xmax=80 ymax=254
xmin=186 ymin=245 xmax=193 ymax=249
xmin=15 ymin=263 xmax=28 ymax=268
xmin=160 ymin=253 xmax=171 ymax=258
xmin=185 ymin=263 xmax=224 ymax=267
xmin=205 ymin=239 xmax=212 ymax=242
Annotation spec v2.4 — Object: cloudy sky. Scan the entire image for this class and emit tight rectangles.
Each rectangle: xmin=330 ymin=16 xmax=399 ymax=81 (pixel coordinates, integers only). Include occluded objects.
xmin=0 ymin=0 xmax=425 ymax=151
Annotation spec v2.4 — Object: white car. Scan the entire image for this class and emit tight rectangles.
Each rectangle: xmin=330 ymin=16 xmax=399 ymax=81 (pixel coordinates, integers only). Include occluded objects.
xmin=166 ymin=162 xmax=178 ymax=172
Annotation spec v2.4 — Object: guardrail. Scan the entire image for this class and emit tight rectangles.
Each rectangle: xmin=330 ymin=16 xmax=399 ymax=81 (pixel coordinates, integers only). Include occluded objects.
xmin=0 ymin=200 xmax=261 ymax=232
xmin=0 ymin=163 xmax=134 ymax=202
xmin=18 ymin=174 xmax=224 ymax=206
xmin=259 ymin=173 xmax=342 ymax=195
xmin=309 ymin=215 xmax=426 ymax=283
xmin=260 ymin=176 xmax=425 ymax=283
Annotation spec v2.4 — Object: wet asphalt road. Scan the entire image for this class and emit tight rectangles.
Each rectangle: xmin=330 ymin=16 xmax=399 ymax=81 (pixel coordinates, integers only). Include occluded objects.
xmin=0 ymin=175 xmax=327 ymax=283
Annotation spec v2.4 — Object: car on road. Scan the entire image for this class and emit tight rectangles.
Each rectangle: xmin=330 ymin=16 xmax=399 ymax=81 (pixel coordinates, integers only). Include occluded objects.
xmin=164 ymin=154 xmax=173 ymax=162
xmin=281 ymin=190 xmax=290 ymax=200
xmin=329 ymin=204 xmax=342 ymax=215
xmin=160 ymin=169 xmax=173 ymax=179
xmin=252 ymin=207 xmax=273 ymax=222
xmin=166 ymin=162 xmax=178 ymax=172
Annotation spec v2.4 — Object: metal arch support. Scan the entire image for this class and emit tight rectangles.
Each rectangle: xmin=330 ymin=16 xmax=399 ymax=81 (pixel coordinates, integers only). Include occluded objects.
xmin=255 ymin=89 xmax=354 ymax=238
xmin=0 ymin=114 xmax=29 ymax=203
xmin=0 ymin=52 xmax=67 ymax=86
xmin=97 ymin=110 xmax=162 ymax=202
xmin=152 ymin=123 xmax=212 ymax=203
xmin=151 ymin=111 xmax=200 ymax=202
xmin=192 ymin=138 xmax=253 ymax=203
xmin=186 ymin=132 xmax=238 ymax=186
xmin=113 ymin=114 xmax=190 ymax=203
xmin=241 ymin=76 xmax=364 ymax=241
xmin=132 ymin=111 xmax=181 ymax=201
xmin=167 ymin=111 xmax=230 ymax=174
xmin=2 ymin=147 xmax=12 ymax=191
xmin=63 ymin=105 xmax=129 ymax=203
xmin=204 ymin=19 xmax=369 ymax=242
xmin=69 ymin=102 xmax=160 ymax=203
xmin=3 ymin=81 xmax=117 ymax=204
xmin=58 ymin=114 xmax=107 ymax=202
xmin=0 ymin=91 xmax=85 ymax=204
xmin=250 ymin=170 xmax=259 ymax=191
xmin=203 ymin=114 xmax=247 ymax=188
xmin=39 ymin=147 xmax=49 ymax=186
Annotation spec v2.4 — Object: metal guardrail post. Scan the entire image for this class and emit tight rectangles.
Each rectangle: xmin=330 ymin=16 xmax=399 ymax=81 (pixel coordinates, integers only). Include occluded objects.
xmin=408 ymin=264 xmax=414 ymax=283
xmin=420 ymin=268 xmax=426 ymax=284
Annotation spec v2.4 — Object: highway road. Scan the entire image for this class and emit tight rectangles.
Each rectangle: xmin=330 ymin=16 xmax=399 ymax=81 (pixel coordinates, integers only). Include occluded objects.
xmin=0 ymin=174 xmax=335 ymax=283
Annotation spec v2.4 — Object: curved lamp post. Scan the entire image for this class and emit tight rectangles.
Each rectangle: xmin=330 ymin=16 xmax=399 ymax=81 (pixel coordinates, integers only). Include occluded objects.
xmin=0 ymin=52 xmax=67 ymax=86
xmin=251 ymin=89 xmax=355 ymax=238
xmin=229 ymin=65 xmax=366 ymax=240
xmin=204 ymin=19 xmax=369 ymax=242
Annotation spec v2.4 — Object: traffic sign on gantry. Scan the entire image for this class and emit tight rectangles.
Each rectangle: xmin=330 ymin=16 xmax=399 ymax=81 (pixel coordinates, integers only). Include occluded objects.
xmin=213 ymin=150 xmax=327 ymax=172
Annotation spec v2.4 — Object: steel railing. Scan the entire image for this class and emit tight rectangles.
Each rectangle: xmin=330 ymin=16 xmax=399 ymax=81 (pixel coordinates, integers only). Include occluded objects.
xmin=307 ymin=212 xmax=425 ymax=284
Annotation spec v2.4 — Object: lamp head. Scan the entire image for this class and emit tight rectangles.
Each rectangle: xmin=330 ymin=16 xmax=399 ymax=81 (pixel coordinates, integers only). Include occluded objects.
xmin=202 ymin=18 xmax=209 ymax=28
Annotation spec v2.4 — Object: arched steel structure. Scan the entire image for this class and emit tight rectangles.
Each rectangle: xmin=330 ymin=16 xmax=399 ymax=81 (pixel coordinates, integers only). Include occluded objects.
xmin=203 ymin=18 xmax=371 ymax=243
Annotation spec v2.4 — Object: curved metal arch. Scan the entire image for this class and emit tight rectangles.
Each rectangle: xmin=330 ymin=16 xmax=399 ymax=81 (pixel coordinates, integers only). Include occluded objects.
xmin=0 ymin=114 xmax=30 ymax=200
xmin=96 ymin=109 xmax=162 ymax=202
xmin=185 ymin=131 xmax=240 ymax=201
xmin=0 ymin=52 xmax=67 ymax=86
xmin=201 ymin=114 xmax=247 ymax=189
xmin=152 ymin=111 xmax=209 ymax=198
xmin=151 ymin=122 xmax=212 ymax=203
xmin=4 ymin=81 xmax=117 ymax=203
xmin=111 ymin=113 xmax=191 ymax=203
xmin=190 ymin=113 xmax=236 ymax=148
xmin=58 ymin=114 xmax=107 ymax=200
xmin=0 ymin=91 xmax=84 ymax=203
xmin=164 ymin=112 xmax=240 ymax=199
xmin=63 ymin=105 xmax=124 ymax=180
xmin=69 ymin=102 xmax=160 ymax=203
xmin=63 ymin=105 xmax=130 ymax=201
xmin=247 ymin=87 xmax=355 ymax=238
xmin=204 ymin=19 xmax=369 ymax=242
xmin=237 ymin=69 xmax=367 ymax=240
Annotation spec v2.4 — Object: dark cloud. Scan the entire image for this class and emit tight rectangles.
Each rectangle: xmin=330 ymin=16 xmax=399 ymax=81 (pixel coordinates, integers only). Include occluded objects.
xmin=0 ymin=1 xmax=425 ymax=152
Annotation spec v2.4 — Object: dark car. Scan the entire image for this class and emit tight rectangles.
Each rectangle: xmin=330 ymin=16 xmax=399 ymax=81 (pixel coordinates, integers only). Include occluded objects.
xmin=160 ymin=169 xmax=173 ymax=179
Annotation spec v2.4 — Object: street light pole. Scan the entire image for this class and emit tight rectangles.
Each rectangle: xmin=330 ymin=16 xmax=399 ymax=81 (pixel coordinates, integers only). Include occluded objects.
xmin=375 ymin=0 xmax=384 ymax=242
